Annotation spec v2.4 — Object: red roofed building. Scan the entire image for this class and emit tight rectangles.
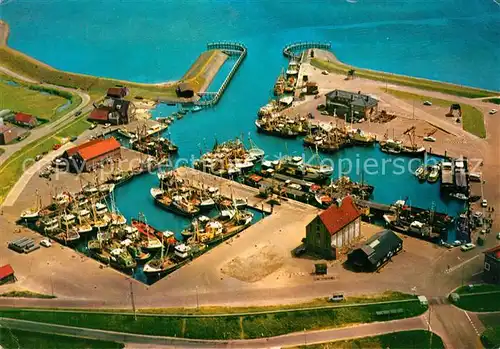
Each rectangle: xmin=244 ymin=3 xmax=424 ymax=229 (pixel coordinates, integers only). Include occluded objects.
xmin=305 ymin=196 xmax=362 ymax=260
xmin=0 ymin=264 xmax=16 ymax=285
xmin=14 ymin=112 xmax=38 ymax=128
xmin=63 ymin=137 xmax=121 ymax=172
xmin=483 ymin=245 xmax=500 ymax=284
xmin=88 ymin=107 xmax=112 ymax=123
xmin=107 ymin=87 xmax=128 ymax=99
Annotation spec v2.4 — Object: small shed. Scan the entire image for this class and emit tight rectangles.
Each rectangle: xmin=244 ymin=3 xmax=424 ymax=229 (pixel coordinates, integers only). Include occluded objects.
xmin=176 ymin=82 xmax=194 ymax=98
xmin=0 ymin=264 xmax=16 ymax=285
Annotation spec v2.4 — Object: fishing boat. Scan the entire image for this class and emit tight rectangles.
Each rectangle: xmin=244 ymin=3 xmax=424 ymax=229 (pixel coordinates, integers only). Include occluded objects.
xmin=54 ymin=226 xmax=80 ymax=245
xmin=181 ymin=215 xmax=210 ymax=240
xmin=427 ymin=165 xmax=440 ymax=183
xmin=20 ymin=191 xmax=42 ymax=221
xmin=348 ymin=128 xmax=376 ymax=146
xmin=247 ymin=136 xmax=265 ymax=161
xmin=414 ymin=165 xmax=429 ymax=181
xmin=150 ymin=188 xmax=200 ymax=217
xmin=255 ymin=119 xmax=298 ymax=139
xmin=131 ymin=217 xmax=163 ymax=251
xmin=94 ymin=202 xmax=108 ymax=216
xmin=41 ymin=216 xmax=59 ymax=234
xmin=127 ymin=244 xmax=151 ymax=263
xmin=380 ymin=139 xmax=403 ymax=154
xmin=191 ymin=105 xmax=203 ymax=113
xmin=106 ymin=169 xmax=133 ymax=186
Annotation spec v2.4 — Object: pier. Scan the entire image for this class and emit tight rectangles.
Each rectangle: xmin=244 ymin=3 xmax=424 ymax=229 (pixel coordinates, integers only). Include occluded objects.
xmin=196 ymin=42 xmax=247 ymax=107
xmin=282 ymin=42 xmax=331 ymax=60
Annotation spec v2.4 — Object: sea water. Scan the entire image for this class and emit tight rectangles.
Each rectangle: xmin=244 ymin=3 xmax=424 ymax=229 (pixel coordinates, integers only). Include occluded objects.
xmin=3 ymin=0 xmax=498 ymax=243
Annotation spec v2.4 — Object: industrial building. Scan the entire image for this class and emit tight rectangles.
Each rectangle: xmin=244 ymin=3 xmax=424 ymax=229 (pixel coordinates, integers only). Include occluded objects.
xmin=305 ymin=196 xmax=362 ymax=260
xmin=325 ymin=89 xmax=378 ymax=120
xmin=483 ymin=245 xmax=500 ymax=284
xmin=347 ymin=230 xmax=403 ymax=271
xmin=0 ymin=264 xmax=16 ymax=285
xmin=88 ymin=99 xmax=131 ymax=125
xmin=63 ymin=137 xmax=121 ymax=172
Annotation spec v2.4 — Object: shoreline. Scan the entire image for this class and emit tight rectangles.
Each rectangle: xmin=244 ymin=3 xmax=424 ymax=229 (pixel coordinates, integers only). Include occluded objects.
xmin=0 ymin=20 xmax=9 ymax=46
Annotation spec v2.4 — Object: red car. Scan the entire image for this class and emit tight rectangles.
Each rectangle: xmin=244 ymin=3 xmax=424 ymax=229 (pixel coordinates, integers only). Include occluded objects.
xmin=52 ymin=144 xmax=62 ymax=150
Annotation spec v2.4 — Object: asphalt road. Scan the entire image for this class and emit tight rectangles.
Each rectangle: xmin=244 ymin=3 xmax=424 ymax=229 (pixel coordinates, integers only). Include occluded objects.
xmin=0 ymin=315 xmax=427 ymax=348
xmin=0 ymin=66 xmax=92 ymax=167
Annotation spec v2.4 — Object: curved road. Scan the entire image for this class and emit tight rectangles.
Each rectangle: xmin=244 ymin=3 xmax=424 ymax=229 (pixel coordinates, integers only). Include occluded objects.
xmin=0 ymin=315 xmax=427 ymax=348
xmin=0 ymin=66 xmax=91 ymax=166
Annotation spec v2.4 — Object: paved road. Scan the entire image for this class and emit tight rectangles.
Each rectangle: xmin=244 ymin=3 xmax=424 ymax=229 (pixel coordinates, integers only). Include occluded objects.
xmin=0 ymin=66 xmax=91 ymax=167
xmin=0 ymin=315 xmax=427 ymax=348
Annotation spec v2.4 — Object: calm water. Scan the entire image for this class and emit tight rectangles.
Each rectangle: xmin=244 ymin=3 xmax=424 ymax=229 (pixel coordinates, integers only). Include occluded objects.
xmin=3 ymin=0 xmax=498 ymax=243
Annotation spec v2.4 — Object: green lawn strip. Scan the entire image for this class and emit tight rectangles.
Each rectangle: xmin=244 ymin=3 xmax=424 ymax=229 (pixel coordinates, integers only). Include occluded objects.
xmin=0 ymin=114 xmax=89 ymax=203
xmin=0 ymin=328 xmax=123 ymax=349
xmin=0 ymin=148 xmax=4 ymax=156
xmin=486 ymin=98 xmax=500 ymax=105
xmin=0 ymin=73 xmax=82 ymax=122
xmin=450 ymin=293 xmax=500 ymax=312
xmin=0 ymin=290 xmax=55 ymax=299
xmin=310 ymin=58 xmax=498 ymax=99
xmin=54 ymin=118 xmax=91 ymax=140
xmin=383 ymin=88 xmax=486 ymax=138
xmin=0 ymin=300 xmax=427 ymax=340
xmin=455 ymin=284 xmax=500 ymax=295
xmin=0 ymin=46 xmax=178 ymax=101
xmin=481 ymin=327 xmax=500 ymax=349
xmin=293 ymin=330 xmax=444 ymax=349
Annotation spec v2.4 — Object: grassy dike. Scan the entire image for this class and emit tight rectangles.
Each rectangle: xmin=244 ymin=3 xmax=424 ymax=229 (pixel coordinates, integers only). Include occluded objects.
xmin=0 ymin=328 xmax=123 ymax=349
xmin=0 ymin=298 xmax=427 ymax=340
xmin=311 ymin=58 xmax=498 ymax=99
xmin=294 ymin=330 xmax=444 ymax=349
xmin=0 ymin=46 xmax=178 ymax=101
xmin=383 ymin=88 xmax=486 ymax=138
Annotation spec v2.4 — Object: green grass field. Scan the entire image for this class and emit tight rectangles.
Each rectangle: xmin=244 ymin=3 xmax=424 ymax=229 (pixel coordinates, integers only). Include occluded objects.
xmin=486 ymin=98 xmax=500 ymax=105
xmin=0 ymin=299 xmax=427 ymax=340
xmin=383 ymin=88 xmax=486 ymax=138
xmin=0 ymin=46 xmax=178 ymax=101
xmin=0 ymin=114 xmax=90 ymax=204
xmin=294 ymin=330 xmax=444 ymax=349
xmin=0 ymin=328 xmax=123 ymax=349
xmin=450 ymin=284 xmax=500 ymax=312
xmin=480 ymin=313 xmax=500 ymax=349
xmin=311 ymin=58 xmax=498 ymax=99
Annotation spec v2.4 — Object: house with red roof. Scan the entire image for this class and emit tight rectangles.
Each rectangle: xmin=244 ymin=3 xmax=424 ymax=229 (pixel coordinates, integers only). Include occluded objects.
xmin=483 ymin=245 xmax=500 ymax=284
xmin=305 ymin=196 xmax=362 ymax=260
xmin=107 ymin=87 xmax=128 ymax=99
xmin=14 ymin=112 xmax=38 ymax=128
xmin=63 ymin=137 xmax=121 ymax=172
xmin=0 ymin=264 xmax=16 ymax=285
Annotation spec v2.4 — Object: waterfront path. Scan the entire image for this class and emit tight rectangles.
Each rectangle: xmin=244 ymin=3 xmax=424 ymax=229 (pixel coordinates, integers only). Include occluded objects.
xmin=0 ymin=315 xmax=427 ymax=348
xmin=0 ymin=66 xmax=92 ymax=167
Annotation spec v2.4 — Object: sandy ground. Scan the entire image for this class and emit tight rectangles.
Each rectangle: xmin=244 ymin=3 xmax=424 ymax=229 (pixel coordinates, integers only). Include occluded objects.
xmin=0 ymin=20 xmax=10 ymax=46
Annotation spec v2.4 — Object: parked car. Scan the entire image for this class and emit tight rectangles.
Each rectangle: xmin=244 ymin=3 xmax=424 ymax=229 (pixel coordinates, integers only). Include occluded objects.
xmin=70 ymin=136 xmax=78 ymax=142
xmin=423 ymin=100 xmax=433 ymax=106
xmin=103 ymin=123 xmax=112 ymax=129
xmin=320 ymin=110 xmax=329 ymax=116
xmin=497 ymin=232 xmax=500 ymax=240
xmin=52 ymin=144 xmax=62 ymax=150
xmin=75 ymin=110 xmax=82 ymax=116
xmin=89 ymin=123 xmax=97 ymax=130
xmin=481 ymin=199 xmax=488 ymax=208
xmin=452 ymin=240 xmax=462 ymax=247
xmin=460 ymin=243 xmax=476 ymax=252
xmin=489 ymin=109 xmax=498 ymax=115
xmin=321 ymin=70 xmax=329 ymax=75
xmin=40 ymin=239 xmax=52 ymax=248
xmin=35 ymin=154 xmax=43 ymax=161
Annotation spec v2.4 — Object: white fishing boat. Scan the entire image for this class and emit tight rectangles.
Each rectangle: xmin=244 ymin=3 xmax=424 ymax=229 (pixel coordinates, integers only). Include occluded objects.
xmin=174 ymin=243 xmax=192 ymax=259
xmin=20 ymin=208 xmax=39 ymax=221
xmin=427 ymin=165 xmax=440 ymax=183
xmin=150 ymin=187 xmax=164 ymax=199
xmin=95 ymin=202 xmax=108 ymax=216
xmin=61 ymin=213 xmax=76 ymax=227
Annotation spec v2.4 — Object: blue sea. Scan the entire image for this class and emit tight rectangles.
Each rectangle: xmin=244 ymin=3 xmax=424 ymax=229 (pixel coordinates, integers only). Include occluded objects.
xmin=2 ymin=0 xmax=500 ymax=243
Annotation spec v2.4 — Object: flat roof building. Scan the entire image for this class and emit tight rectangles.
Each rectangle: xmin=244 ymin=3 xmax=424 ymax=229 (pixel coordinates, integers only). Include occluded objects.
xmin=483 ymin=245 xmax=500 ymax=284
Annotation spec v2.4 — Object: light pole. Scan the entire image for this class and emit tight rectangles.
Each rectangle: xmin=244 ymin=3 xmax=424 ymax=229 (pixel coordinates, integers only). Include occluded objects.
xmin=196 ymin=286 xmax=199 ymax=310
xmin=129 ymin=279 xmax=137 ymax=321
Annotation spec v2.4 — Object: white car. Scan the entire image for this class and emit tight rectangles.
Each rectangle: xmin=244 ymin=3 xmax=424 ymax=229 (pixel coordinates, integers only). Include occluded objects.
xmin=423 ymin=100 xmax=433 ymax=106
xmin=103 ymin=123 xmax=112 ymax=129
xmin=40 ymin=239 xmax=52 ymax=248
xmin=460 ymin=243 xmax=476 ymax=252
xmin=497 ymin=232 xmax=500 ymax=240
xmin=489 ymin=109 xmax=497 ymax=115
xmin=481 ymin=199 xmax=488 ymax=208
